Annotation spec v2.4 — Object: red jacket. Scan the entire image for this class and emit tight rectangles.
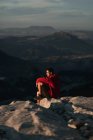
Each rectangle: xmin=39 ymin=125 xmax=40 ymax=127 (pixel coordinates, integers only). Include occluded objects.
xmin=36 ymin=74 xmax=60 ymax=98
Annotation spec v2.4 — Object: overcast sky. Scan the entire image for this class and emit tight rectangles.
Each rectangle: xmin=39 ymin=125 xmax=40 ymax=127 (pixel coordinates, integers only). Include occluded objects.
xmin=0 ymin=0 xmax=93 ymax=30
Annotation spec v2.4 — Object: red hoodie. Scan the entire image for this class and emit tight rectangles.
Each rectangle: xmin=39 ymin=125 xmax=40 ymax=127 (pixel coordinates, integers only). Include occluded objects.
xmin=36 ymin=74 xmax=60 ymax=98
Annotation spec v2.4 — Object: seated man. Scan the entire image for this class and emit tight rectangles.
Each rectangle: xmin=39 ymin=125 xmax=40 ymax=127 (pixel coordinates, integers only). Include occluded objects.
xmin=36 ymin=67 xmax=60 ymax=102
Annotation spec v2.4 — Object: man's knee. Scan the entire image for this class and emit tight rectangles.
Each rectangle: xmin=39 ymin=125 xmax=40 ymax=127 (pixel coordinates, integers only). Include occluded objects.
xmin=37 ymin=82 xmax=43 ymax=87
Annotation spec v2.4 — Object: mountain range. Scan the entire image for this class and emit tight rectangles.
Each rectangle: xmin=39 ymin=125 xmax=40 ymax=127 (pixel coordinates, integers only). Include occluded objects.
xmin=0 ymin=26 xmax=56 ymax=37
xmin=0 ymin=31 xmax=93 ymax=71
xmin=0 ymin=27 xmax=93 ymax=99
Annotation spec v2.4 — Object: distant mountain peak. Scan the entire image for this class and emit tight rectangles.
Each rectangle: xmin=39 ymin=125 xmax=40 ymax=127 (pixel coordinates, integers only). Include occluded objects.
xmin=28 ymin=26 xmax=56 ymax=30
xmin=0 ymin=26 xmax=56 ymax=37
xmin=40 ymin=31 xmax=78 ymax=41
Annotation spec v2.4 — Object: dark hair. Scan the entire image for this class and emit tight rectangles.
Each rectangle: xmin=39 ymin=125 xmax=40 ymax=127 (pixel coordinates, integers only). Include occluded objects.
xmin=46 ymin=67 xmax=54 ymax=73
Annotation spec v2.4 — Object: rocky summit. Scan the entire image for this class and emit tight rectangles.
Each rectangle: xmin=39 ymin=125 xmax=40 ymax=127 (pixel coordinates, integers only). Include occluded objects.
xmin=0 ymin=97 xmax=93 ymax=140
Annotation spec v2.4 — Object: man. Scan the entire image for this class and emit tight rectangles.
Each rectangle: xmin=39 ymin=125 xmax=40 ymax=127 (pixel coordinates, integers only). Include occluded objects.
xmin=36 ymin=67 xmax=60 ymax=102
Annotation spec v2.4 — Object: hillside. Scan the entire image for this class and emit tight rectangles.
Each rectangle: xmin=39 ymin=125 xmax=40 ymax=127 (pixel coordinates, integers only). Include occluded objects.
xmin=0 ymin=50 xmax=38 ymax=101
xmin=69 ymin=31 xmax=93 ymax=45
xmin=69 ymin=31 xmax=93 ymax=40
xmin=0 ymin=31 xmax=93 ymax=71
xmin=0 ymin=49 xmax=35 ymax=77
xmin=1 ymin=31 xmax=93 ymax=56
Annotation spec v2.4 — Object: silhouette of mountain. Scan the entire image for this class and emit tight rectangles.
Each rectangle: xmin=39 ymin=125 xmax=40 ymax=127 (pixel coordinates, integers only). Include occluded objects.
xmin=0 ymin=26 xmax=56 ymax=37
xmin=33 ymin=31 xmax=93 ymax=54
xmin=0 ymin=31 xmax=93 ymax=71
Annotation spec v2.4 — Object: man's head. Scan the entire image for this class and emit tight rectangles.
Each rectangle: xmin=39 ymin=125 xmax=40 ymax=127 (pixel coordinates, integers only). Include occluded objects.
xmin=46 ymin=67 xmax=54 ymax=77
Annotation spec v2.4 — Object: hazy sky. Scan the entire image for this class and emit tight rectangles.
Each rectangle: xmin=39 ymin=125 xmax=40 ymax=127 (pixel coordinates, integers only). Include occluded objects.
xmin=0 ymin=0 xmax=93 ymax=30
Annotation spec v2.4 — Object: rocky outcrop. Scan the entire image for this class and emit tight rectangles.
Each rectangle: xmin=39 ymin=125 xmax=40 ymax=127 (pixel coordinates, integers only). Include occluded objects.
xmin=39 ymin=97 xmax=93 ymax=139
xmin=0 ymin=99 xmax=85 ymax=140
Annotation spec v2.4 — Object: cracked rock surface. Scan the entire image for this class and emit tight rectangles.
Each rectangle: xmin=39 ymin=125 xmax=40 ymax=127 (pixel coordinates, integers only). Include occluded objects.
xmin=0 ymin=97 xmax=93 ymax=140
